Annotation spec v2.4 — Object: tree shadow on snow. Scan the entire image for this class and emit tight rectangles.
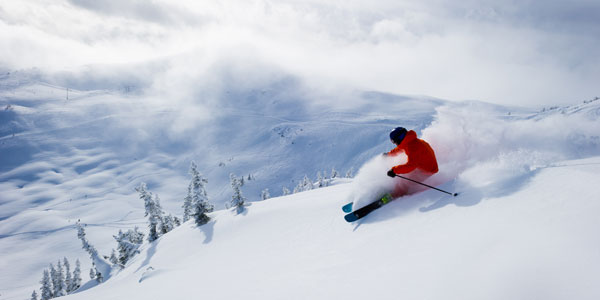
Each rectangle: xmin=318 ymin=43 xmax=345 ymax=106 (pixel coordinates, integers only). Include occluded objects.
xmin=135 ymin=239 xmax=160 ymax=273
xmin=229 ymin=202 xmax=251 ymax=217
xmin=198 ymin=220 xmax=216 ymax=244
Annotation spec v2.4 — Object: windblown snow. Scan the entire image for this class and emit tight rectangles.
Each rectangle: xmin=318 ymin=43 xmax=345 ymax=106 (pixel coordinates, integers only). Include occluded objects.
xmin=1 ymin=71 xmax=600 ymax=300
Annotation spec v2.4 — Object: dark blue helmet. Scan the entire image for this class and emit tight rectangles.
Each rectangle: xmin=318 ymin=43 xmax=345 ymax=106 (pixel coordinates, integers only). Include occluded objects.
xmin=390 ymin=127 xmax=407 ymax=144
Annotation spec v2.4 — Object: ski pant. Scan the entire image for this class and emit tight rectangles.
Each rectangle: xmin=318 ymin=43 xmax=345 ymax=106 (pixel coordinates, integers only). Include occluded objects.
xmin=391 ymin=169 xmax=435 ymax=198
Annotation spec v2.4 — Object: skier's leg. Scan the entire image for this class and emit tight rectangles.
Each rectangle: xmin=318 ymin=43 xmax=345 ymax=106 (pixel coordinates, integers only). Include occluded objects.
xmin=391 ymin=170 xmax=434 ymax=198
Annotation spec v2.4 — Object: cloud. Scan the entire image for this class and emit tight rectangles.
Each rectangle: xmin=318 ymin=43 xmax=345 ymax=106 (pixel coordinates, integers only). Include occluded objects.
xmin=1 ymin=0 xmax=598 ymax=106
xmin=67 ymin=0 xmax=205 ymax=27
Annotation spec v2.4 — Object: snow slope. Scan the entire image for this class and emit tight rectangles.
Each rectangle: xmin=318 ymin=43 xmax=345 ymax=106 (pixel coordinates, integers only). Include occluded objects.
xmin=64 ymin=155 xmax=600 ymax=300
xmin=1 ymin=69 xmax=600 ymax=299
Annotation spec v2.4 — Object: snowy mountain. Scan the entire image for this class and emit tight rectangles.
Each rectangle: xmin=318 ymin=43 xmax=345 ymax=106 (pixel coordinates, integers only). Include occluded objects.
xmin=3 ymin=1 xmax=600 ymax=299
xmin=2 ymin=67 xmax=600 ymax=299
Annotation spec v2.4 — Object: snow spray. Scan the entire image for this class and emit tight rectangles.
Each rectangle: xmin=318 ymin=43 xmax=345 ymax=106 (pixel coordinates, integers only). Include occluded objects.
xmin=349 ymin=154 xmax=406 ymax=210
xmin=421 ymin=102 xmax=600 ymax=193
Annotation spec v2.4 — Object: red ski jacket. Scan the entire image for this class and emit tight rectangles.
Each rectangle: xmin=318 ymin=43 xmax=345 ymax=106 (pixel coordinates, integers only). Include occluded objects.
xmin=387 ymin=130 xmax=439 ymax=174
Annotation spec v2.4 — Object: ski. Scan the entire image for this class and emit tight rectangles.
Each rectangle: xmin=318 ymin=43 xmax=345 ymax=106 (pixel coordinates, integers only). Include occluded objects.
xmin=344 ymin=193 xmax=393 ymax=222
xmin=342 ymin=202 xmax=353 ymax=213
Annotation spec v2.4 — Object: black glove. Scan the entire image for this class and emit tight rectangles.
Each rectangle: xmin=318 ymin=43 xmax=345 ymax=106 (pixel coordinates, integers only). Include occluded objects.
xmin=387 ymin=169 xmax=396 ymax=178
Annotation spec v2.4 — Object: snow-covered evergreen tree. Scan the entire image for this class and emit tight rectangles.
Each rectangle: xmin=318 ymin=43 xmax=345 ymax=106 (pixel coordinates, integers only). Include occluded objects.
xmin=193 ymin=197 xmax=213 ymax=225
xmin=95 ymin=266 xmax=104 ymax=283
xmin=113 ymin=227 xmax=144 ymax=267
xmin=63 ymin=257 xmax=72 ymax=294
xmin=182 ymin=183 xmax=194 ymax=222
xmin=301 ymin=175 xmax=314 ymax=191
xmin=186 ymin=162 xmax=213 ymax=225
xmin=76 ymin=221 xmax=98 ymax=259
xmin=53 ymin=260 xmax=67 ymax=297
xmin=88 ymin=263 xmax=103 ymax=283
xmin=109 ymin=249 xmax=119 ymax=266
xmin=76 ymin=221 xmax=111 ymax=283
xmin=261 ymin=188 xmax=271 ymax=200
xmin=331 ymin=167 xmax=339 ymax=179
xmin=70 ymin=259 xmax=82 ymax=292
xmin=345 ymin=167 xmax=354 ymax=178
xmin=39 ymin=269 xmax=52 ymax=300
xmin=293 ymin=180 xmax=302 ymax=194
xmin=31 ymin=290 xmax=39 ymax=300
xmin=136 ymin=183 xmax=163 ymax=242
xmin=282 ymin=186 xmax=290 ymax=195
xmin=161 ymin=213 xmax=180 ymax=234
xmin=152 ymin=194 xmax=165 ymax=237
xmin=227 ymin=173 xmax=246 ymax=214
xmin=316 ymin=171 xmax=327 ymax=188
xmin=49 ymin=264 xmax=58 ymax=298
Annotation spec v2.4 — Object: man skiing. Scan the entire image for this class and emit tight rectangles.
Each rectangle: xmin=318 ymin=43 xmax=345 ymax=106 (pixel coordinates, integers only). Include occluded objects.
xmin=343 ymin=127 xmax=445 ymax=222
xmin=385 ymin=127 xmax=438 ymax=198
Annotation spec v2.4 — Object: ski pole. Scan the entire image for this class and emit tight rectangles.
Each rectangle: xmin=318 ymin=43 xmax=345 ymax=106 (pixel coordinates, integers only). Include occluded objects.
xmin=395 ymin=174 xmax=458 ymax=197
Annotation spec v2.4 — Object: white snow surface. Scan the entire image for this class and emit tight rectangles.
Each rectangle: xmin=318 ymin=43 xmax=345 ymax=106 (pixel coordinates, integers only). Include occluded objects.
xmin=1 ymin=72 xmax=600 ymax=299
xmin=63 ymin=157 xmax=600 ymax=299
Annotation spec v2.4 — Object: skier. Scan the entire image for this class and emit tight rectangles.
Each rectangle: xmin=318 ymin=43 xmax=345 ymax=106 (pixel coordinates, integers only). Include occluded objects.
xmin=343 ymin=127 xmax=445 ymax=222
xmin=385 ymin=127 xmax=438 ymax=198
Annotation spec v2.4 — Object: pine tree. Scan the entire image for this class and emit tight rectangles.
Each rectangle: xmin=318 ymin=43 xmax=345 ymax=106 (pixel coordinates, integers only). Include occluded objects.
xmin=63 ymin=258 xmax=72 ymax=293
xmin=40 ymin=269 xmax=52 ymax=300
xmin=76 ymin=221 xmax=110 ymax=282
xmin=301 ymin=175 xmax=314 ymax=191
xmin=137 ymin=183 xmax=163 ymax=242
xmin=293 ymin=180 xmax=302 ymax=194
xmin=345 ymin=167 xmax=354 ymax=178
xmin=109 ymin=249 xmax=119 ymax=266
xmin=113 ymin=227 xmax=144 ymax=267
xmin=76 ymin=221 xmax=98 ymax=259
xmin=70 ymin=259 xmax=82 ymax=292
xmin=161 ymin=213 xmax=179 ymax=234
xmin=227 ymin=173 xmax=246 ymax=214
xmin=193 ymin=198 xmax=213 ymax=226
xmin=88 ymin=263 xmax=103 ymax=283
xmin=188 ymin=162 xmax=213 ymax=225
xmin=282 ymin=186 xmax=290 ymax=195
xmin=261 ymin=188 xmax=270 ymax=200
xmin=49 ymin=264 xmax=57 ymax=298
xmin=152 ymin=194 xmax=165 ymax=237
xmin=54 ymin=260 xmax=67 ymax=297
xmin=95 ymin=267 xmax=104 ymax=283
xmin=331 ymin=167 xmax=339 ymax=179
xmin=316 ymin=171 xmax=326 ymax=188
xmin=31 ymin=290 xmax=39 ymax=300
xmin=182 ymin=182 xmax=194 ymax=222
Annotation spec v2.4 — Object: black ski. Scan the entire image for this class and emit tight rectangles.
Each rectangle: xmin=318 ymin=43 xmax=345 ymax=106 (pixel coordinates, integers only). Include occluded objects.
xmin=344 ymin=194 xmax=392 ymax=222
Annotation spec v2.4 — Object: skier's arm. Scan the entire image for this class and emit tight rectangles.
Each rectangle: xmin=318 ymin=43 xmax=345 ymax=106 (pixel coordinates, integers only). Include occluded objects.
xmin=390 ymin=148 xmax=418 ymax=174
xmin=391 ymin=162 xmax=417 ymax=174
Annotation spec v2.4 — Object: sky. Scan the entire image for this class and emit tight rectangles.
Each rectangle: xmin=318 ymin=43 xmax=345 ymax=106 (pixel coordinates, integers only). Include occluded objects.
xmin=1 ymin=0 xmax=599 ymax=106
